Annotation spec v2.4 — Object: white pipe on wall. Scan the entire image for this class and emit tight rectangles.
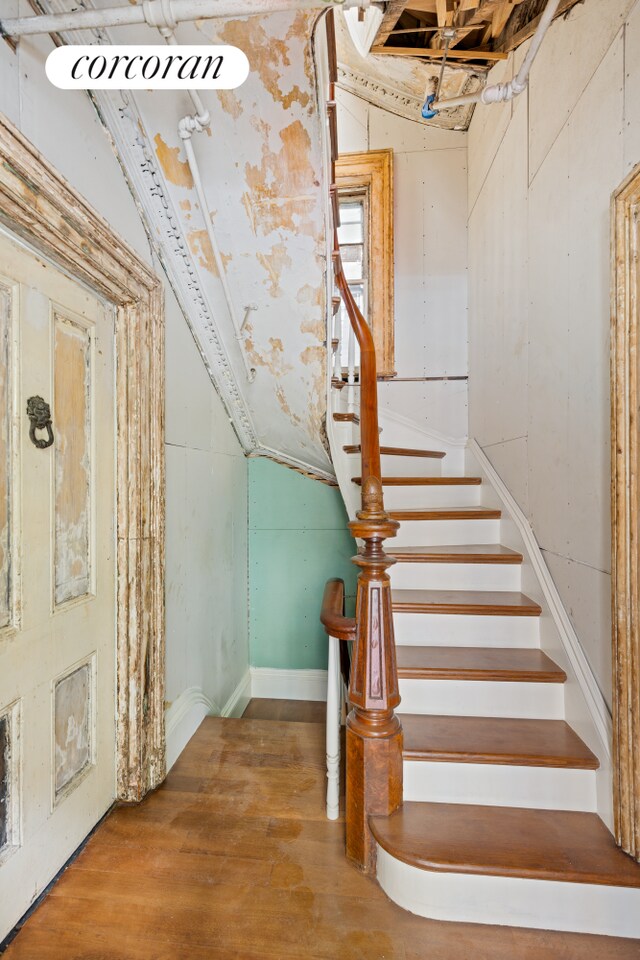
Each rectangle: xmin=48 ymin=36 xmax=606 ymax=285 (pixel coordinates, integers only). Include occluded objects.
xmin=430 ymin=0 xmax=562 ymax=112
xmin=1 ymin=0 xmax=370 ymax=38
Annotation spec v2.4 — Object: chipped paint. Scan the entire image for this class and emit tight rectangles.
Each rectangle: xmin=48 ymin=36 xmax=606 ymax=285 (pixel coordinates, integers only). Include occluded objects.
xmin=219 ymin=17 xmax=313 ymax=111
xmin=54 ymin=315 xmax=91 ymax=606
xmin=154 ymin=134 xmax=194 ymax=189
xmin=187 ymin=229 xmax=232 ymax=277
xmin=243 ymin=322 xmax=293 ymax=377
xmin=0 ymin=284 xmax=11 ymax=630
xmin=256 ymin=242 xmax=292 ymax=297
xmin=54 ymin=664 xmax=91 ymax=797
xmin=217 ymin=90 xmax=243 ymax=119
xmin=243 ymin=120 xmax=318 ymax=238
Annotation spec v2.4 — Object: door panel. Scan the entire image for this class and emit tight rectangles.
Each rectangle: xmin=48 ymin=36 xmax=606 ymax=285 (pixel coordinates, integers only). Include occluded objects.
xmin=53 ymin=312 xmax=92 ymax=607
xmin=0 ymin=230 xmax=116 ymax=941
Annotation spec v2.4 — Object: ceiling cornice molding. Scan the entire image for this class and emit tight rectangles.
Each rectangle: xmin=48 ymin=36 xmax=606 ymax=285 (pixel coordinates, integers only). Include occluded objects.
xmin=34 ymin=0 xmax=259 ymax=451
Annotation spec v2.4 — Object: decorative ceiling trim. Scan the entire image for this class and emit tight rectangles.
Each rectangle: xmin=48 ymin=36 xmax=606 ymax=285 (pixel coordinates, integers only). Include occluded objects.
xmin=35 ymin=0 xmax=259 ymax=451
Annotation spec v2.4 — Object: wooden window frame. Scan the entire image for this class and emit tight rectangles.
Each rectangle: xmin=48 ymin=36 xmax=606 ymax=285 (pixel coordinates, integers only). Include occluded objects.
xmin=0 ymin=115 xmax=165 ymax=803
xmin=611 ymin=160 xmax=640 ymax=861
xmin=335 ymin=149 xmax=395 ymax=377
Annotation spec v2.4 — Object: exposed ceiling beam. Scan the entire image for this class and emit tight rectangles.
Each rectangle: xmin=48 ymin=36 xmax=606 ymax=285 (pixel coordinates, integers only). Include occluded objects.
xmin=495 ymin=0 xmax=583 ymax=52
xmin=372 ymin=0 xmax=410 ymax=48
xmin=372 ymin=43 xmax=508 ymax=59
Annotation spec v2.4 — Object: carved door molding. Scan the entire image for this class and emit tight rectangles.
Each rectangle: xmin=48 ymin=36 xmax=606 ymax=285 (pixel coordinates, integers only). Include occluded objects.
xmin=0 ymin=114 xmax=165 ymax=802
xmin=611 ymin=162 xmax=640 ymax=860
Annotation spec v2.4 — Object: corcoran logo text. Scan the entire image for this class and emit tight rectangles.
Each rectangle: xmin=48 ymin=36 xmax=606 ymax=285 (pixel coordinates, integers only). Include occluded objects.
xmin=46 ymin=45 xmax=249 ymax=90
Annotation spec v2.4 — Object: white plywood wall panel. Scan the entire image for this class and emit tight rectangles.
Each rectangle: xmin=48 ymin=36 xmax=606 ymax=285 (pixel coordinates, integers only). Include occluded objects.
xmin=494 ymin=98 xmax=529 ymax=446
xmin=528 ymin=0 xmax=633 ymax=182
xmin=422 ymin=149 xmax=468 ymax=375
xmin=481 ymin=438 xmax=530 ymax=517
xmin=565 ymin=37 xmax=624 ymax=572
xmin=165 ymin=444 xmax=189 ymax=704
xmin=468 ymin=57 xmax=514 ymax=214
xmin=468 ymin=139 xmax=511 ymax=447
xmin=335 ymin=88 xmax=369 ymax=152
xmin=527 ymin=128 xmax=571 ymax=559
xmin=394 ymin=150 xmax=427 ymax=375
xmin=543 ymin=551 xmax=613 ymax=711
xmin=624 ymin=1 xmax=640 ymax=172
xmin=369 ymin=103 xmax=467 ymax=153
xmin=377 ymin=381 xmax=468 ymax=439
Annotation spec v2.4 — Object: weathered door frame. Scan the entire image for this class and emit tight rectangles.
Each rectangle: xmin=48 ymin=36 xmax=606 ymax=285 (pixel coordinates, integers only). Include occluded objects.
xmin=611 ymin=161 xmax=640 ymax=861
xmin=0 ymin=114 xmax=165 ymax=803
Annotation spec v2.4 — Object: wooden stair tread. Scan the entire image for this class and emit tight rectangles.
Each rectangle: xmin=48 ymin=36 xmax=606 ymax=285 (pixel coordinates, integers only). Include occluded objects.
xmin=352 ymin=476 xmax=482 ymax=487
xmin=396 ymin=646 xmax=565 ymax=682
xmin=401 ymin=715 xmax=598 ymax=769
xmin=343 ymin=444 xmax=446 ymax=459
xmin=334 ymin=412 xmax=359 ymax=424
xmin=389 ymin=507 xmax=501 ymax=521
xmin=389 ymin=544 xmax=522 ymax=564
xmin=392 ymin=590 xmax=542 ymax=616
xmin=370 ymin=803 xmax=640 ymax=888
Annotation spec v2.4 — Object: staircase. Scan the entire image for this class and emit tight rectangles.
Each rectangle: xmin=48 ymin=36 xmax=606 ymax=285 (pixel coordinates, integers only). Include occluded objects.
xmin=328 ymin=409 xmax=640 ymax=939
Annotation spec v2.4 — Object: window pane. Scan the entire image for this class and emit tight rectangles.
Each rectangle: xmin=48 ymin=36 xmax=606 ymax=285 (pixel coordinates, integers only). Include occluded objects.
xmin=339 ymin=201 xmax=363 ymax=224
xmin=337 ymin=221 xmax=363 ymax=245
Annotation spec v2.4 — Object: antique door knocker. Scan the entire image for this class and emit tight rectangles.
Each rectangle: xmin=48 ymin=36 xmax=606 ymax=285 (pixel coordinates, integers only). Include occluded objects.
xmin=26 ymin=396 xmax=54 ymax=450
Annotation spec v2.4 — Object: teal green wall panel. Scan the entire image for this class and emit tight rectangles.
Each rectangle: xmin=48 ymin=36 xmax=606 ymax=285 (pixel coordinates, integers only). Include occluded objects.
xmin=248 ymin=458 xmax=357 ymax=670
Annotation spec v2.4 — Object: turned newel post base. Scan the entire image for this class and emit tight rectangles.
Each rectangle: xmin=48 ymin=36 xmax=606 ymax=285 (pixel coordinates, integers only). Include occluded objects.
xmin=345 ymin=477 xmax=403 ymax=874
xmin=346 ymin=712 xmax=403 ymax=873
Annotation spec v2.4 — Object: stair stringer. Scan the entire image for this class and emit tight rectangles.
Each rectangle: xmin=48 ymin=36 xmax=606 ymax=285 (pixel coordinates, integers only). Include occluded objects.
xmin=465 ymin=439 xmax=613 ymax=831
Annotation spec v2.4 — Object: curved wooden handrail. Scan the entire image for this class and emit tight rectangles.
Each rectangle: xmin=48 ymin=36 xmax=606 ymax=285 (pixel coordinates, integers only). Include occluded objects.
xmin=320 ymin=577 xmax=356 ymax=642
xmin=323 ymin=9 xmax=402 ymax=874
xmin=332 ymin=227 xmax=382 ymax=499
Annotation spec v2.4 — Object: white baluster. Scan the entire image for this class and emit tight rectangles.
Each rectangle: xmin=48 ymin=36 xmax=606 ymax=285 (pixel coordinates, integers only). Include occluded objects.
xmin=326 ymin=634 xmax=341 ymax=820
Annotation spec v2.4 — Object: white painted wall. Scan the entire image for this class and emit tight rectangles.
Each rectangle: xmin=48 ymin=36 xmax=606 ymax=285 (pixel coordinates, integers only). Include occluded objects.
xmin=0 ymin=12 xmax=250 ymax=760
xmin=336 ymin=88 xmax=469 ymax=441
xmin=467 ymin=0 xmax=640 ymax=709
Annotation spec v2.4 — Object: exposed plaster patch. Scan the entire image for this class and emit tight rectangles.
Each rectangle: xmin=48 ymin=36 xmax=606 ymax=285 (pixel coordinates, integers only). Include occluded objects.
xmin=243 ymin=323 xmax=293 ymax=377
xmin=219 ymin=17 xmax=312 ymax=111
xmin=275 ymin=383 xmax=301 ymax=425
xmin=179 ymin=199 xmax=192 ymax=211
xmin=187 ymin=229 xmax=232 ymax=277
xmin=256 ymin=242 xmax=292 ymax=297
xmin=217 ymin=90 xmax=243 ymax=119
xmin=154 ymin=134 xmax=194 ymax=189
xmin=243 ymin=120 xmax=318 ymax=238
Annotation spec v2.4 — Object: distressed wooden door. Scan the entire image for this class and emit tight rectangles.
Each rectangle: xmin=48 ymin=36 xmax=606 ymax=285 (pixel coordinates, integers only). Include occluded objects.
xmin=0 ymin=229 xmax=116 ymax=939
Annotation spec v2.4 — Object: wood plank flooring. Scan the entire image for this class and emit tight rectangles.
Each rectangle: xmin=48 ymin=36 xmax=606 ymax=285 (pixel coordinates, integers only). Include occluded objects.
xmin=4 ymin=715 xmax=640 ymax=959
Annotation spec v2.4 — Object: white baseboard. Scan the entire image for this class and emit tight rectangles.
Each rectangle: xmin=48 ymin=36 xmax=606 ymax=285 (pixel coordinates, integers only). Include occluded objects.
xmin=165 ymin=670 xmax=252 ymax=770
xmin=221 ymin=670 xmax=252 ymax=718
xmin=165 ymin=687 xmax=217 ymax=771
xmin=250 ymin=668 xmax=328 ymax=701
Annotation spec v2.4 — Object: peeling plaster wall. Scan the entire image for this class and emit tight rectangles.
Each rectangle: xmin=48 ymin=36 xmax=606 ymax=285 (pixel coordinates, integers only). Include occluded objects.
xmin=336 ymin=88 xmax=469 ymax=441
xmin=0 ymin=12 xmax=250 ymax=754
xmin=129 ymin=11 xmax=332 ymax=474
xmin=467 ymin=0 xmax=640 ymax=708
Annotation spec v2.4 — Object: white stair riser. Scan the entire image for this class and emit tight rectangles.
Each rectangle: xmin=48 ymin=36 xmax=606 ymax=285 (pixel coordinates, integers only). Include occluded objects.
xmin=403 ymin=760 xmax=597 ymax=812
xmin=391 ymin=561 xmax=521 ymax=591
xmin=376 ymin=455 xmax=443 ymax=477
xmin=376 ymin=849 xmax=640 ymax=939
xmin=393 ymin=612 xmax=540 ymax=647
xmin=397 ymin=678 xmax=564 ymax=719
xmin=392 ymin=518 xmax=500 ymax=547
xmin=381 ymin=485 xmax=482 ymax=510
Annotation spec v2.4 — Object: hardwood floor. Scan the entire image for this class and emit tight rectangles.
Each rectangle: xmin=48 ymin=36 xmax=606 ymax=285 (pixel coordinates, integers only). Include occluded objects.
xmin=4 ymin=715 xmax=640 ymax=959
xmin=242 ymin=698 xmax=326 ymax=724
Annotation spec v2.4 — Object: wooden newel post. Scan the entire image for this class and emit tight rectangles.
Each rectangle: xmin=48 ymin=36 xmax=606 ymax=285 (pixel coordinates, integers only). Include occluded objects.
xmin=346 ymin=475 xmax=403 ymax=873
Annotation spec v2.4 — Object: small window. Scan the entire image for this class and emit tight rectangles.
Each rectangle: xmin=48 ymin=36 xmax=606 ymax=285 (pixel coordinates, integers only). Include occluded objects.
xmin=335 ymin=149 xmax=395 ymax=378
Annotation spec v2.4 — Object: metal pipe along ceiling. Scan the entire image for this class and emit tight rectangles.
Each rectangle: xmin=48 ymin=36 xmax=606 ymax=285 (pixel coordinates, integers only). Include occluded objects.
xmin=1 ymin=0 xmax=369 ymax=38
